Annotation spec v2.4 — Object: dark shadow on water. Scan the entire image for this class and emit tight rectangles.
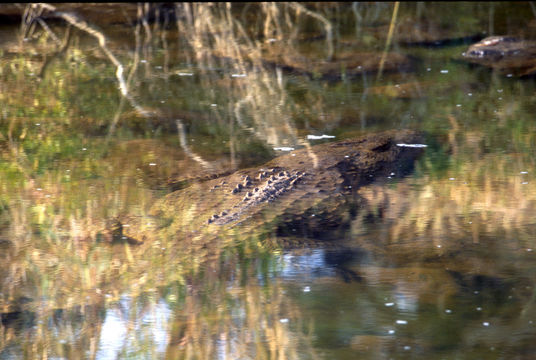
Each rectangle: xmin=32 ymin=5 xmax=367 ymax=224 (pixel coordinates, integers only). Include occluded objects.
xmin=321 ymin=247 xmax=367 ymax=283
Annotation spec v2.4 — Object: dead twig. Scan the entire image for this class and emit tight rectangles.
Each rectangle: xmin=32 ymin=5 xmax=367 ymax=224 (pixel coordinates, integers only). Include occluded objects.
xmin=377 ymin=1 xmax=400 ymax=80
xmin=31 ymin=3 xmax=152 ymax=120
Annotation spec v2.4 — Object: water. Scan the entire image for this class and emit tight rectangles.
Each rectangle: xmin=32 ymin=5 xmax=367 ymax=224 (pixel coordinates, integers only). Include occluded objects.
xmin=1 ymin=2 xmax=536 ymax=359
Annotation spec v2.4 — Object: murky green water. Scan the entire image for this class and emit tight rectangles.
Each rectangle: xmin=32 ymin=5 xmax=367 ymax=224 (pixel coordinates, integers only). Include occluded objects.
xmin=2 ymin=2 xmax=536 ymax=359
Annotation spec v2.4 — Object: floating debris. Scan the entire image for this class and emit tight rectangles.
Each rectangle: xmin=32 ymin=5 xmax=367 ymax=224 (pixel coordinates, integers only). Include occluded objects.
xmin=396 ymin=143 xmax=428 ymax=148
xmin=396 ymin=320 xmax=408 ymax=325
xmin=274 ymin=147 xmax=295 ymax=151
xmin=307 ymin=134 xmax=336 ymax=140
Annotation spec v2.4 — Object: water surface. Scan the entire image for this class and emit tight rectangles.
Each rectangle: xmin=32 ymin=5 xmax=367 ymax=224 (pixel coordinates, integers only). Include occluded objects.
xmin=1 ymin=2 xmax=536 ymax=359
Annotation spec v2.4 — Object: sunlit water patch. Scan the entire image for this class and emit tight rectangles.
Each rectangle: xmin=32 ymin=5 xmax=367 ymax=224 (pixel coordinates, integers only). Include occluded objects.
xmin=96 ymin=296 xmax=171 ymax=359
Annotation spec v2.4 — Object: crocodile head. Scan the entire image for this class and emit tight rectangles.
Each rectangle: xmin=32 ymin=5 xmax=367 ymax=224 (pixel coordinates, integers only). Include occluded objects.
xmin=320 ymin=129 xmax=425 ymax=188
xmin=463 ymin=36 xmax=522 ymax=61
xmin=462 ymin=36 xmax=536 ymax=76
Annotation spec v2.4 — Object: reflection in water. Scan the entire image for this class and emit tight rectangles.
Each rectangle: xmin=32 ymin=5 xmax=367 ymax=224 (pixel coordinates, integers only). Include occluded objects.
xmin=97 ymin=296 xmax=170 ymax=359
xmin=1 ymin=2 xmax=536 ymax=359
xmin=280 ymin=248 xmax=368 ymax=283
xmin=279 ymin=249 xmax=338 ymax=281
xmin=176 ymin=119 xmax=215 ymax=172
xmin=98 ymin=305 xmax=128 ymax=359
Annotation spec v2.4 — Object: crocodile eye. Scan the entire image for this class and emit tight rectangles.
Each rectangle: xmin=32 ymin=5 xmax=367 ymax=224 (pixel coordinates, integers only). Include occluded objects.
xmin=372 ymin=141 xmax=393 ymax=152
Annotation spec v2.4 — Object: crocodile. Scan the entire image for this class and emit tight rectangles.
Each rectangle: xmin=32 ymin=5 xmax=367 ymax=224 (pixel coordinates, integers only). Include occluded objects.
xmin=109 ymin=130 xmax=425 ymax=250
xmin=462 ymin=36 xmax=536 ymax=76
